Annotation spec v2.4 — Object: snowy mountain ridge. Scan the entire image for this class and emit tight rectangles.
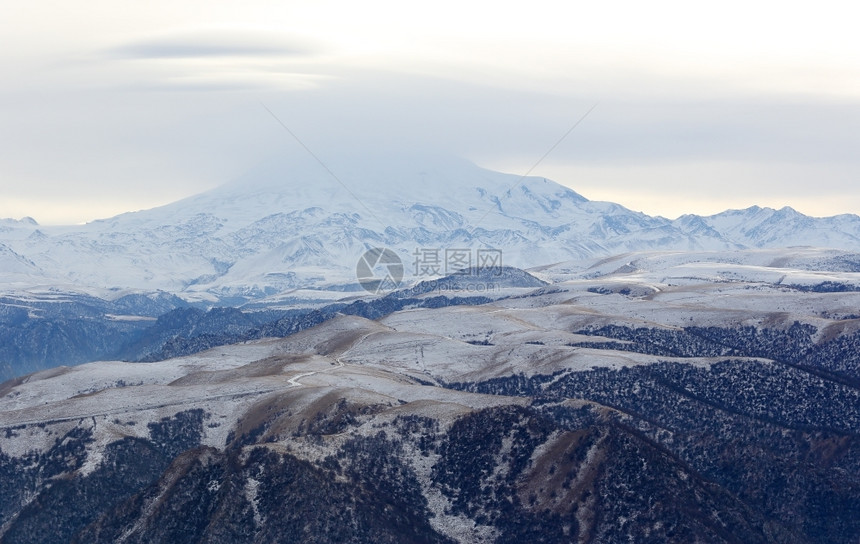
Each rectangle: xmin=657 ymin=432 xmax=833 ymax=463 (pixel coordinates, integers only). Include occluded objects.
xmin=2 ymin=154 xmax=860 ymax=302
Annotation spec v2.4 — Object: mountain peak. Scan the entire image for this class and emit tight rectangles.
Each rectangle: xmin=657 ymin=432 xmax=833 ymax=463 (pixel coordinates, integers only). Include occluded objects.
xmin=0 ymin=216 xmax=39 ymax=227
xmin=159 ymin=153 xmax=591 ymax=231
xmin=3 ymin=156 xmax=860 ymax=301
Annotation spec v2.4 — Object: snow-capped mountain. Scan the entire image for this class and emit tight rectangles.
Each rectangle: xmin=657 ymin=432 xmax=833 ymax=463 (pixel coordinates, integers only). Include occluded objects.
xmin=675 ymin=205 xmax=860 ymax=249
xmin=3 ymin=153 xmax=860 ymax=302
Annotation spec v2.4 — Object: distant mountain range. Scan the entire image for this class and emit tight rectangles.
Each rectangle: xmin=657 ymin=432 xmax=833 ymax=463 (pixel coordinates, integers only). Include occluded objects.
xmin=2 ymin=153 xmax=860 ymax=303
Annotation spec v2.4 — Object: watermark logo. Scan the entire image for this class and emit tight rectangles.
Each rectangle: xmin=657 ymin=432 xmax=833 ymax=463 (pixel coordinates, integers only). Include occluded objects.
xmin=357 ymin=247 xmax=504 ymax=294
xmin=356 ymin=247 xmax=404 ymax=294
xmin=412 ymin=248 xmax=502 ymax=276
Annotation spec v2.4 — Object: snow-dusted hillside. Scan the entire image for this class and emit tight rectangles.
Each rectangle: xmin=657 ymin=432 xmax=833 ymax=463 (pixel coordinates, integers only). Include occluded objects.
xmin=3 ymin=154 xmax=860 ymax=303
xmin=3 ymin=263 xmax=860 ymax=542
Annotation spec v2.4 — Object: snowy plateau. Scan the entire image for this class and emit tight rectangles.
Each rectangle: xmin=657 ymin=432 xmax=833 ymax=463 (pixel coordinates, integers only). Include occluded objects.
xmin=1 ymin=155 xmax=860 ymax=543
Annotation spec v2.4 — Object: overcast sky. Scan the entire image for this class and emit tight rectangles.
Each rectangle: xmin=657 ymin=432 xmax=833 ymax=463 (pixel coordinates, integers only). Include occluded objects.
xmin=1 ymin=1 xmax=858 ymax=224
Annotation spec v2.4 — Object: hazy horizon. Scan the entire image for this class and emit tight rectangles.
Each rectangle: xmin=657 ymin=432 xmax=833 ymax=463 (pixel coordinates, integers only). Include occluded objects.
xmin=3 ymin=151 xmax=856 ymax=227
xmin=2 ymin=1 xmax=858 ymax=224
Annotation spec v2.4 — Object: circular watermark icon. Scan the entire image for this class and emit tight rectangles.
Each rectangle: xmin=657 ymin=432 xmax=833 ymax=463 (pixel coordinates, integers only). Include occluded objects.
xmin=356 ymin=247 xmax=404 ymax=294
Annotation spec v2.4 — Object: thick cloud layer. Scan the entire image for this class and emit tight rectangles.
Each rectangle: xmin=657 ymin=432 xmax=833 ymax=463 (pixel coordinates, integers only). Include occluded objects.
xmin=1 ymin=1 xmax=858 ymax=224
